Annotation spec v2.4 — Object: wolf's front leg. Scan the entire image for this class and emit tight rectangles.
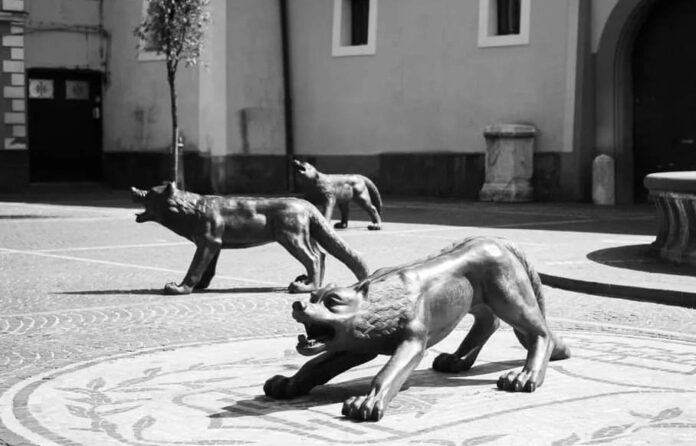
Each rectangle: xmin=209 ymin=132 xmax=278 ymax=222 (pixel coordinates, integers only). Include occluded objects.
xmin=264 ymin=351 xmax=376 ymax=399
xmin=342 ymin=337 xmax=425 ymax=421
xmin=165 ymin=240 xmax=221 ymax=295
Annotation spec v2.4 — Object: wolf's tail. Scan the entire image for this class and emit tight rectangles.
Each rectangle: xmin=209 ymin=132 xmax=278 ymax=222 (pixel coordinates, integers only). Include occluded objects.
xmin=501 ymin=239 xmax=571 ymax=360
xmin=309 ymin=210 xmax=369 ymax=280
xmin=363 ymin=177 xmax=382 ymax=214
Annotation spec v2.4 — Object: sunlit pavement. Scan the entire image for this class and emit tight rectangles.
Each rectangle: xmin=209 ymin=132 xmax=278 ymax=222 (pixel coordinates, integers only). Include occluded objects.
xmin=1 ymin=193 xmax=694 ymax=445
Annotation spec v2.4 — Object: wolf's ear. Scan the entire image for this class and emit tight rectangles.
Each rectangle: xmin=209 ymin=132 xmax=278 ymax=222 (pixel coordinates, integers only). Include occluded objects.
xmin=356 ymin=280 xmax=370 ymax=296
xmin=130 ymin=187 xmax=147 ymax=203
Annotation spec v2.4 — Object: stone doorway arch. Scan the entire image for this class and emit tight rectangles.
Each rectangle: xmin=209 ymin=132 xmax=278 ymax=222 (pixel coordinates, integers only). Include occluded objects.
xmin=594 ymin=0 xmax=658 ymax=203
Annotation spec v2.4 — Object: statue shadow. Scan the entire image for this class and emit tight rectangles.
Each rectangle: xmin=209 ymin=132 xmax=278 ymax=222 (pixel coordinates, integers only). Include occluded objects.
xmin=209 ymin=359 xmax=523 ymax=420
xmin=586 ymin=244 xmax=696 ymax=277
xmin=59 ymin=287 xmax=287 ymax=296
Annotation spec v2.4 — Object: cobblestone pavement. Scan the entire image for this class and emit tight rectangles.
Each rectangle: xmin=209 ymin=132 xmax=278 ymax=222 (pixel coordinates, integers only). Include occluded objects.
xmin=0 ymin=196 xmax=695 ymax=445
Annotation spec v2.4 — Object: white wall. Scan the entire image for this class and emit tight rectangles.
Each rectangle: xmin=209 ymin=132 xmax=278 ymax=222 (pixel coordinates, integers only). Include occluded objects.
xmin=102 ymin=0 xmax=199 ymax=153
xmin=289 ymin=0 xmax=574 ymax=156
xmin=24 ymin=0 xmax=103 ymax=70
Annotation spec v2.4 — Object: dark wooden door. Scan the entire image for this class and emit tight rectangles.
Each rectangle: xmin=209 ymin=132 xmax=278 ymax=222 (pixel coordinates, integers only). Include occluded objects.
xmin=28 ymin=70 xmax=102 ymax=182
xmin=633 ymin=0 xmax=696 ymax=200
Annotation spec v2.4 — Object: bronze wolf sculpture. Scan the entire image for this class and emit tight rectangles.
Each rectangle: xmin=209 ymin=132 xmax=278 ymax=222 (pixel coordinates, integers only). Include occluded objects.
xmin=131 ymin=182 xmax=369 ymax=295
xmin=264 ymin=236 xmax=571 ymax=421
xmin=293 ymin=159 xmax=383 ymax=230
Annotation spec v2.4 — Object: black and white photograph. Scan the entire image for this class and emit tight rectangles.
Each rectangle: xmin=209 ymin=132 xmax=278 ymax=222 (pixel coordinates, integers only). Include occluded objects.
xmin=0 ymin=0 xmax=694 ymax=444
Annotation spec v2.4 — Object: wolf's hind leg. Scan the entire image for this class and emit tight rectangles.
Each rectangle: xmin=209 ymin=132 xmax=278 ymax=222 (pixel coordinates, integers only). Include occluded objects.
xmin=433 ymin=305 xmax=500 ymax=373
xmin=354 ymin=191 xmax=381 ymax=230
xmin=334 ymin=202 xmax=350 ymax=229
xmin=277 ymin=232 xmax=323 ymax=293
xmin=485 ymin=278 xmax=563 ymax=392
xmin=195 ymin=251 xmax=220 ymax=290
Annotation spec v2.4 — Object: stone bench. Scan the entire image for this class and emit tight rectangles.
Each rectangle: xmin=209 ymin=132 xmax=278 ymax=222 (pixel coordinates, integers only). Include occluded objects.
xmin=643 ymin=171 xmax=696 ymax=266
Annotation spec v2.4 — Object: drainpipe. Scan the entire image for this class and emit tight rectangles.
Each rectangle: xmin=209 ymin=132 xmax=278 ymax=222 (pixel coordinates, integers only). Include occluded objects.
xmin=279 ymin=0 xmax=295 ymax=192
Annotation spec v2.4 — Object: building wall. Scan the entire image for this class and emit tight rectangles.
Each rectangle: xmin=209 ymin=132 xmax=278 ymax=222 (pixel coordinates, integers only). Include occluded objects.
xmin=289 ymin=0 xmax=573 ymax=157
xmin=226 ymin=0 xmax=286 ymax=156
xmin=24 ymin=0 xmax=103 ymax=71
xmin=102 ymin=0 xmax=199 ymax=154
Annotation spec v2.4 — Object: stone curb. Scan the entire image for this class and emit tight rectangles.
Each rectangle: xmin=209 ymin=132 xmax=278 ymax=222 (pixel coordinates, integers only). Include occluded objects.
xmin=539 ymin=272 xmax=696 ymax=309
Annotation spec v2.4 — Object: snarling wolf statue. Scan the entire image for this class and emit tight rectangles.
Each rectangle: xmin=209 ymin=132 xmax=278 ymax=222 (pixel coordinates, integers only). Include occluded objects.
xmin=293 ymin=159 xmax=383 ymax=230
xmin=264 ymin=236 xmax=571 ymax=421
xmin=131 ymin=182 xmax=369 ymax=295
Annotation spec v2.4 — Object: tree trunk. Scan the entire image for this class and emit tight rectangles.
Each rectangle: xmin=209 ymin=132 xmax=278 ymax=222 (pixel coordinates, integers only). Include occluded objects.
xmin=167 ymin=66 xmax=183 ymax=188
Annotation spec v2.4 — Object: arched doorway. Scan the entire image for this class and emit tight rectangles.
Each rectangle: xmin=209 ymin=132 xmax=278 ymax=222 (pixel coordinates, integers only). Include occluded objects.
xmin=632 ymin=0 xmax=696 ymax=201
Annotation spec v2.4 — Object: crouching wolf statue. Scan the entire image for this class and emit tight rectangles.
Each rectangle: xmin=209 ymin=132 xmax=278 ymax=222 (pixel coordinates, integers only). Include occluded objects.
xmin=293 ymin=159 xmax=383 ymax=230
xmin=264 ymin=236 xmax=571 ymax=421
xmin=131 ymin=182 xmax=369 ymax=295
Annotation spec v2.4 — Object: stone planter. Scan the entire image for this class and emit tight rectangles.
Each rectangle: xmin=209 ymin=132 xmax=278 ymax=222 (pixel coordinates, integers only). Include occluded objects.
xmin=479 ymin=124 xmax=536 ymax=202
xmin=643 ymin=171 xmax=696 ymax=266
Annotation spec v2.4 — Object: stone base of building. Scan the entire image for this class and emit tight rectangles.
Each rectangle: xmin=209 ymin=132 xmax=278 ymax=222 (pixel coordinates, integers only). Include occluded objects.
xmin=80 ymin=151 xmax=567 ymax=201
xmin=479 ymin=181 xmax=534 ymax=202
xmin=0 ymin=150 xmax=29 ymax=192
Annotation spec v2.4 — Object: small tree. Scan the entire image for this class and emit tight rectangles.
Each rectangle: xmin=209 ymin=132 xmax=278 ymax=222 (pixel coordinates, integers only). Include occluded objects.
xmin=135 ymin=0 xmax=210 ymax=187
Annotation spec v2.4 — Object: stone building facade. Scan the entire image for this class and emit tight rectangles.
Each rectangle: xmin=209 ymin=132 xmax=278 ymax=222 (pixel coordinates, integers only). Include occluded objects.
xmin=0 ymin=0 xmax=694 ymax=203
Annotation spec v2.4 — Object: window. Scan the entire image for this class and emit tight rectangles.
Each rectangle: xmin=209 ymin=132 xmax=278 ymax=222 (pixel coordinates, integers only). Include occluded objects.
xmin=137 ymin=0 xmax=165 ymax=62
xmin=478 ymin=0 xmax=530 ymax=48
xmin=332 ymin=0 xmax=378 ymax=57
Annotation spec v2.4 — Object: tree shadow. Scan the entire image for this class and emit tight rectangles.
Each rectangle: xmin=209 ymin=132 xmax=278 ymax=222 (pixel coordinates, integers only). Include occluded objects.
xmin=59 ymin=286 xmax=288 ymax=296
xmin=209 ymin=359 xmax=523 ymax=420
xmin=586 ymin=244 xmax=696 ymax=277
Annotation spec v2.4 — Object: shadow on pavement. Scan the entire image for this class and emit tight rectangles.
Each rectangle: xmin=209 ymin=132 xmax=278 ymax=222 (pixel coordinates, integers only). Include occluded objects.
xmin=587 ymin=244 xmax=696 ymax=277
xmin=0 ymin=187 xmax=657 ymax=236
xmin=210 ymin=360 xmax=522 ymax=420
xmin=59 ymin=287 xmax=288 ymax=296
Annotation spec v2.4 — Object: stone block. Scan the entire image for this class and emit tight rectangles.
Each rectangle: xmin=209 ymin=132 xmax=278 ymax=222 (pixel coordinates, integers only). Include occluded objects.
xmin=3 ymin=86 xmax=23 ymax=98
xmin=4 ymin=111 xmax=24 ymax=124
xmin=2 ymin=59 xmax=24 ymax=73
xmin=1 ymin=35 xmax=23 ymax=47
xmin=2 ymin=0 xmax=24 ymax=11
xmin=479 ymin=123 xmax=536 ymax=202
xmin=592 ymin=154 xmax=615 ymax=205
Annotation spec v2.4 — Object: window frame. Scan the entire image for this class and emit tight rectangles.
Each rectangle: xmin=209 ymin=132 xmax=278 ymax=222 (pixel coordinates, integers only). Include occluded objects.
xmin=331 ymin=0 xmax=378 ymax=57
xmin=477 ymin=0 xmax=531 ymax=48
xmin=137 ymin=0 xmax=166 ymax=62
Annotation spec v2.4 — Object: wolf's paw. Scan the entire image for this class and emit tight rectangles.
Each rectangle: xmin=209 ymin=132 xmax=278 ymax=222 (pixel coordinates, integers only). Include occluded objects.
xmin=367 ymin=224 xmax=382 ymax=231
xmin=342 ymin=395 xmax=385 ymax=422
xmin=264 ymin=375 xmax=297 ymax=399
xmin=497 ymin=369 xmax=541 ymax=393
xmin=163 ymin=282 xmax=192 ymax=295
xmin=288 ymin=280 xmax=317 ymax=294
xmin=334 ymin=222 xmax=348 ymax=229
xmin=432 ymin=353 xmax=472 ymax=373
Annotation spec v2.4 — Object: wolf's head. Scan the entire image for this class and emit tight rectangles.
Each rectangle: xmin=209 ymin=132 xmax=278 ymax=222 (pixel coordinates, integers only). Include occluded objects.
xmin=130 ymin=182 xmax=177 ymax=223
xmin=291 ymin=281 xmax=378 ymax=356
xmin=292 ymin=159 xmax=319 ymax=181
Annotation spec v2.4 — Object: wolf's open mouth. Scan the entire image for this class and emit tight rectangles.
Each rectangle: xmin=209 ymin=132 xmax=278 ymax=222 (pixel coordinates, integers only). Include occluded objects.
xmin=296 ymin=323 xmax=334 ymax=356
xmin=293 ymin=161 xmax=306 ymax=173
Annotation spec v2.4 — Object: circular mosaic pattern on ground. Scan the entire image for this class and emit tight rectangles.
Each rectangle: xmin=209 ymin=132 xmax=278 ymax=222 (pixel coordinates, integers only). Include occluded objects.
xmin=2 ymin=329 xmax=695 ymax=445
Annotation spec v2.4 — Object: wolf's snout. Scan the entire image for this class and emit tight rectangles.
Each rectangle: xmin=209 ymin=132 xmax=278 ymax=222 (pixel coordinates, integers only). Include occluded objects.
xmin=292 ymin=301 xmax=306 ymax=312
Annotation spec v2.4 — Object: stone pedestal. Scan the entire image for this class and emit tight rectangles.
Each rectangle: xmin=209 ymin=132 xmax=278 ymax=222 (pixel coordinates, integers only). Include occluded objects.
xmin=644 ymin=171 xmax=696 ymax=266
xmin=479 ymin=124 xmax=536 ymax=202
xmin=592 ymin=154 xmax=615 ymax=205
